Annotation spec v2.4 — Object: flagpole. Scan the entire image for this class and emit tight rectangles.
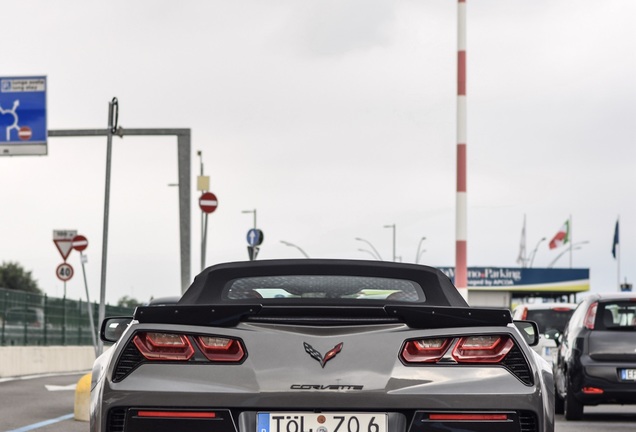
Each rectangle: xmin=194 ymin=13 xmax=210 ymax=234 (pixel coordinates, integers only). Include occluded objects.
xmin=569 ymin=214 xmax=573 ymax=268
xmin=617 ymin=215 xmax=621 ymax=291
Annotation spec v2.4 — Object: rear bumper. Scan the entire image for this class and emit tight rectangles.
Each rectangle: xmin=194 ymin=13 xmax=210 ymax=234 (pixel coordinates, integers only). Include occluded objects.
xmin=106 ymin=407 xmax=541 ymax=432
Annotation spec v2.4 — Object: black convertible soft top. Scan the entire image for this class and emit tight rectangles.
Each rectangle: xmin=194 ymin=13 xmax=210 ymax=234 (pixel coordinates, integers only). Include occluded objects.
xmin=133 ymin=260 xmax=513 ymax=328
xmin=179 ymin=259 xmax=467 ymax=306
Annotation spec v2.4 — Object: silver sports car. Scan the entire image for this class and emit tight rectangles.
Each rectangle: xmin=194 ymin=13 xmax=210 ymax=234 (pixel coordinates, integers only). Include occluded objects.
xmin=91 ymin=259 xmax=555 ymax=432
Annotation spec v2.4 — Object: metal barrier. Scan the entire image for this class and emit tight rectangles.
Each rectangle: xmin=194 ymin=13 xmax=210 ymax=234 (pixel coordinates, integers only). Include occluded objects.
xmin=0 ymin=288 xmax=134 ymax=346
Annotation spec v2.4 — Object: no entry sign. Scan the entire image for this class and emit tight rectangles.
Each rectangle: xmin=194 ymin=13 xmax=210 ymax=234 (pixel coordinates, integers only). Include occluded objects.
xmin=199 ymin=192 xmax=218 ymax=214
xmin=72 ymin=235 xmax=88 ymax=252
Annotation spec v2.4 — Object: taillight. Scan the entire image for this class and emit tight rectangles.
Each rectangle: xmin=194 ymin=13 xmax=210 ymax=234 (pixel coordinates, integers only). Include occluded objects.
xmin=552 ymin=307 xmax=572 ymax=312
xmin=429 ymin=413 xmax=508 ymax=421
xmin=452 ymin=335 xmax=514 ymax=363
xmin=195 ymin=336 xmax=246 ymax=362
xmin=520 ymin=308 xmax=528 ymax=321
xmin=402 ymin=338 xmax=451 ymax=363
xmin=584 ymin=302 xmax=598 ymax=330
xmin=582 ymin=387 xmax=604 ymax=394
xmin=133 ymin=332 xmax=195 ymax=361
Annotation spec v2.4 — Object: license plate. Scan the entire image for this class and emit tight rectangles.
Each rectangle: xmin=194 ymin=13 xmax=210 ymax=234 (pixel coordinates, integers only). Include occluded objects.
xmin=620 ymin=369 xmax=636 ymax=381
xmin=543 ymin=347 xmax=551 ymax=357
xmin=257 ymin=412 xmax=387 ymax=432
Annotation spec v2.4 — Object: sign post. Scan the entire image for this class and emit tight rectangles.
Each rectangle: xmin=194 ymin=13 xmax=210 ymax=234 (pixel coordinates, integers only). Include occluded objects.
xmin=53 ymin=229 xmax=76 ymax=346
xmin=0 ymin=76 xmax=47 ymax=156
xmin=72 ymin=234 xmax=98 ymax=355
xmin=198 ymin=191 xmax=218 ymax=271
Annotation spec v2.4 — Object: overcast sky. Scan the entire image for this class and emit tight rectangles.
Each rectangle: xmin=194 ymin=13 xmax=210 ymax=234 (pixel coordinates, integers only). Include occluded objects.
xmin=0 ymin=1 xmax=634 ymax=305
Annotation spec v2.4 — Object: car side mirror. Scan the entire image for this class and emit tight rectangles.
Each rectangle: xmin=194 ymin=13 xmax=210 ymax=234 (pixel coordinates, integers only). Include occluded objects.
xmin=513 ymin=320 xmax=540 ymax=346
xmin=100 ymin=317 xmax=133 ymax=343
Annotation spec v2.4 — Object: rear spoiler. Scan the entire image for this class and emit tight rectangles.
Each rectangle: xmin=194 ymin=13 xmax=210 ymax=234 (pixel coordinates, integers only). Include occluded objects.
xmin=133 ymin=304 xmax=512 ymax=329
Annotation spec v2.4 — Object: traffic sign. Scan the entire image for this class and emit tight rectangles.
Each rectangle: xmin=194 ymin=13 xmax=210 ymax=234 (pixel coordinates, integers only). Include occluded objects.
xmin=56 ymin=263 xmax=74 ymax=282
xmin=72 ymin=235 xmax=88 ymax=252
xmin=0 ymin=76 xmax=47 ymax=156
xmin=247 ymin=229 xmax=264 ymax=246
xmin=199 ymin=192 xmax=218 ymax=214
xmin=248 ymin=246 xmax=260 ymax=261
xmin=53 ymin=229 xmax=77 ymax=261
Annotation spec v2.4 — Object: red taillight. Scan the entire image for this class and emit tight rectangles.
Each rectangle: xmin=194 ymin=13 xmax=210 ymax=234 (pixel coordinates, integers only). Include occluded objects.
xmin=584 ymin=302 xmax=598 ymax=330
xmin=429 ymin=413 xmax=508 ymax=421
xmin=520 ymin=308 xmax=528 ymax=321
xmin=552 ymin=307 xmax=573 ymax=312
xmin=582 ymin=387 xmax=604 ymax=394
xmin=196 ymin=336 xmax=246 ymax=362
xmin=133 ymin=332 xmax=195 ymax=361
xmin=402 ymin=338 xmax=452 ymax=363
xmin=452 ymin=335 xmax=514 ymax=363
xmin=137 ymin=411 xmax=216 ymax=418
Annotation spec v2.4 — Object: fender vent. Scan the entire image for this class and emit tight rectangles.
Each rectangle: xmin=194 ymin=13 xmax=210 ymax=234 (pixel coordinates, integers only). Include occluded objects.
xmin=502 ymin=345 xmax=533 ymax=385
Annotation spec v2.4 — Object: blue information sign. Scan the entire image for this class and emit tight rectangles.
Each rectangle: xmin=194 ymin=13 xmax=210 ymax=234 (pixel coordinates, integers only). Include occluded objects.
xmin=0 ymin=76 xmax=47 ymax=156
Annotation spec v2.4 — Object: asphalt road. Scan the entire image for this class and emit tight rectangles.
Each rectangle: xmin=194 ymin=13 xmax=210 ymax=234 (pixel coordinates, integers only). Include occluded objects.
xmin=1 ymin=373 xmax=635 ymax=432
xmin=0 ymin=372 xmax=88 ymax=432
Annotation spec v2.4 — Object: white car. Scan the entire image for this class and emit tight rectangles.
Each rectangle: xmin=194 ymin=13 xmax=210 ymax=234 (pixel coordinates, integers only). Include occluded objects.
xmin=512 ymin=303 xmax=577 ymax=363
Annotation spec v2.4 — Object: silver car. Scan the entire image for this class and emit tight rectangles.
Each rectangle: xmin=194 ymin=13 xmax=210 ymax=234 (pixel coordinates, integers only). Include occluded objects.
xmin=91 ymin=259 xmax=555 ymax=432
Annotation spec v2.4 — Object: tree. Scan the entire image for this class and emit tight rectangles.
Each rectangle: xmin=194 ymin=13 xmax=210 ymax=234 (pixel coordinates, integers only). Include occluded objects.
xmin=117 ymin=295 xmax=140 ymax=308
xmin=0 ymin=261 xmax=41 ymax=293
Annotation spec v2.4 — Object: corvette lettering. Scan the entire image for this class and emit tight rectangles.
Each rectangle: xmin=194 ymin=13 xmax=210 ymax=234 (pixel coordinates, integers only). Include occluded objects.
xmin=290 ymin=384 xmax=364 ymax=390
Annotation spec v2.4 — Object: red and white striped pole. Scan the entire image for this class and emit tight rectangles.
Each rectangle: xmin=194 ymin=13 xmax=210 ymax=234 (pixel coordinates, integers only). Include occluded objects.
xmin=455 ymin=0 xmax=468 ymax=300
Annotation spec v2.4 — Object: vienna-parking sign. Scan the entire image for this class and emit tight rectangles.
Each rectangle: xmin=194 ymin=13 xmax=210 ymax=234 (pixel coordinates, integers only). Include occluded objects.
xmin=0 ymin=76 xmax=47 ymax=156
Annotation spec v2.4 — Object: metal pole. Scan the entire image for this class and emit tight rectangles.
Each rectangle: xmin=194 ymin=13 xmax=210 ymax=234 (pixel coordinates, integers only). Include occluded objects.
xmin=415 ymin=237 xmax=426 ymax=264
xmin=199 ymin=151 xmax=206 ymax=272
xmin=455 ymin=0 xmax=469 ymax=300
xmin=48 ymin=127 xmax=192 ymax=296
xmin=97 ymin=98 xmax=117 ymax=356
xmin=355 ymin=238 xmax=383 ymax=261
xmin=80 ymin=251 xmax=98 ymax=356
xmin=384 ymin=224 xmax=396 ymax=262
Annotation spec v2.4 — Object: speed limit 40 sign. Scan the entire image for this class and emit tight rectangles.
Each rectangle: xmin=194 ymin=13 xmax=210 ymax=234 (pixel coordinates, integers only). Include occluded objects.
xmin=56 ymin=263 xmax=74 ymax=281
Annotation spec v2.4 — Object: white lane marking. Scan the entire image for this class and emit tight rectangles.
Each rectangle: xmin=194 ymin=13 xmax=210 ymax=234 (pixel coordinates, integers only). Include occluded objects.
xmin=6 ymin=413 xmax=74 ymax=432
xmin=45 ymin=384 xmax=77 ymax=391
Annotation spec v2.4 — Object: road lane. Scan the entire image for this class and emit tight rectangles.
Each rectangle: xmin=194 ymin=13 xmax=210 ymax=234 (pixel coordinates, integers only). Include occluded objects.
xmin=0 ymin=372 xmax=88 ymax=432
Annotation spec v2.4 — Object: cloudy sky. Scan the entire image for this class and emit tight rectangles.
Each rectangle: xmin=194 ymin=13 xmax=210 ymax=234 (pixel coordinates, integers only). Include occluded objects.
xmin=0 ymin=1 xmax=634 ymax=305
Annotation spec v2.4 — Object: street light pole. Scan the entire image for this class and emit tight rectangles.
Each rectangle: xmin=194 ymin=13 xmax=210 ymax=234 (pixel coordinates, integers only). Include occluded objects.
xmin=415 ymin=236 xmax=427 ymax=264
xmin=528 ymin=237 xmax=546 ymax=268
xmin=358 ymin=248 xmax=380 ymax=260
xmin=355 ymin=238 xmax=383 ymax=261
xmin=548 ymin=241 xmax=589 ymax=268
xmin=242 ymin=209 xmax=257 ymax=229
xmin=280 ymin=240 xmax=309 ymax=258
xmin=384 ymin=224 xmax=396 ymax=262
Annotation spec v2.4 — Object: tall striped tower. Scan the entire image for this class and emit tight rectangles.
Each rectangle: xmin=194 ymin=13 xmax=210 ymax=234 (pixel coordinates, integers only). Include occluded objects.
xmin=456 ymin=0 xmax=468 ymax=300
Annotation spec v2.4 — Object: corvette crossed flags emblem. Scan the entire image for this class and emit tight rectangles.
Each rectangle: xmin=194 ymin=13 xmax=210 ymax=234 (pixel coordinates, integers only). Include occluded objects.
xmin=303 ymin=342 xmax=344 ymax=368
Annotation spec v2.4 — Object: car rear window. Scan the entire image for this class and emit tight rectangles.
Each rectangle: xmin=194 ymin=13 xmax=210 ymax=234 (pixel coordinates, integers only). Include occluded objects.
xmin=224 ymin=275 xmax=424 ymax=302
xmin=526 ymin=309 xmax=574 ymax=334
xmin=597 ymin=302 xmax=636 ymax=330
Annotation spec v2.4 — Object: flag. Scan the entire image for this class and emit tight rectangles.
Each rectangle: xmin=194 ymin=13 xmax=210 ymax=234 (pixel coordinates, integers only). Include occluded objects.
xmin=516 ymin=215 xmax=527 ymax=266
xmin=549 ymin=220 xmax=570 ymax=249
xmin=612 ymin=220 xmax=619 ymax=259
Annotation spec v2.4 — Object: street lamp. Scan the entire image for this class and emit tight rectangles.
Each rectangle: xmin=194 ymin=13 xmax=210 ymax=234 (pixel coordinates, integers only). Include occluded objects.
xmin=242 ymin=209 xmax=257 ymax=229
xmin=384 ymin=224 xmax=396 ymax=262
xmin=358 ymin=248 xmax=381 ymax=260
xmin=355 ymin=238 xmax=383 ymax=261
xmin=528 ymin=237 xmax=546 ymax=268
xmin=415 ymin=236 xmax=427 ymax=264
xmin=548 ymin=241 xmax=589 ymax=268
xmin=280 ymin=240 xmax=309 ymax=258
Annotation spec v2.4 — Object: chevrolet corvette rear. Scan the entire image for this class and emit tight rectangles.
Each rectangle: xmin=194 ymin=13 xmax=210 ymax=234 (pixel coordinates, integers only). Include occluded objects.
xmin=90 ymin=259 xmax=554 ymax=432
